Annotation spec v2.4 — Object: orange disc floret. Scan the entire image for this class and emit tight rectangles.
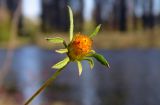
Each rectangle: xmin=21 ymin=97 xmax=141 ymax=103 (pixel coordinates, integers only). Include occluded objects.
xmin=68 ymin=33 xmax=92 ymax=60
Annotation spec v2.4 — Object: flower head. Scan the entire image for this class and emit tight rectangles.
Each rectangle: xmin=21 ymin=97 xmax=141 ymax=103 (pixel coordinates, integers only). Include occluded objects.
xmin=46 ymin=6 xmax=109 ymax=76
xmin=68 ymin=33 xmax=92 ymax=60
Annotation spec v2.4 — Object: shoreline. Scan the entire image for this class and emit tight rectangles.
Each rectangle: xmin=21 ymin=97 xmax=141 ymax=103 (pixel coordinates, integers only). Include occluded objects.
xmin=1 ymin=29 xmax=160 ymax=49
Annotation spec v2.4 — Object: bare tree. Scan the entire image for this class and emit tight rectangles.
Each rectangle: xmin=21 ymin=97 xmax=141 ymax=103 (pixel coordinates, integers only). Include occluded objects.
xmin=133 ymin=0 xmax=138 ymax=30
xmin=74 ymin=0 xmax=84 ymax=31
xmin=0 ymin=0 xmax=22 ymax=86
xmin=119 ymin=0 xmax=127 ymax=31
xmin=142 ymin=0 xmax=154 ymax=29
xmin=112 ymin=0 xmax=119 ymax=30
xmin=94 ymin=0 xmax=102 ymax=25
xmin=41 ymin=0 xmax=69 ymax=32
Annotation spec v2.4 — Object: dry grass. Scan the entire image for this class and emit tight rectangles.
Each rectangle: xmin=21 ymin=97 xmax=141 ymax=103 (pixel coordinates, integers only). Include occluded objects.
xmin=37 ymin=27 xmax=160 ymax=49
xmin=1 ymin=28 xmax=160 ymax=49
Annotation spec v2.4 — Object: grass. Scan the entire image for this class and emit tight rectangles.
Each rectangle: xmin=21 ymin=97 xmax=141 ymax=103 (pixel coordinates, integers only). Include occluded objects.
xmin=1 ymin=28 xmax=160 ymax=49
xmin=37 ymin=27 xmax=160 ymax=49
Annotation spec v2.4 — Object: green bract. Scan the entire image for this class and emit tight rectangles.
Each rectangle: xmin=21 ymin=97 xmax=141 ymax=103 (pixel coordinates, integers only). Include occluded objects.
xmin=90 ymin=24 xmax=101 ymax=38
xmin=45 ymin=37 xmax=64 ymax=43
xmin=68 ymin=6 xmax=74 ymax=41
xmin=84 ymin=57 xmax=94 ymax=70
xmin=77 ymin=61 xmax=83 ymax=75
xmin=55 ymin=48 xmax=68 ymax=54
xmin=46 ymin=6 xmax=110 ymax=76
xmin=52 ymin=57 xmax=70 ymax=69
xmin=90 ymin=53 xmax=110 ymax=68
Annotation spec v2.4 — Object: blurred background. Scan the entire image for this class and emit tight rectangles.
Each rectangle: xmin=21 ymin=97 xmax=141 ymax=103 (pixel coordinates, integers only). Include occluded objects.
xmin=0 ymin=0 xmax=160 ymax=105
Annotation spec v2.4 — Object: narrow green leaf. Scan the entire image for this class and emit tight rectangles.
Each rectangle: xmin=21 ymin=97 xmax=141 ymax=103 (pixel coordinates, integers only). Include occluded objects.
xmin=84 ymin=58 xmax=94 ymax=70
xmin=90 ymin=24 xmax=101 ymax=38
xmin=77 ymin=61 xmax=83 ymax=76
xmin=91 ymin=53 xmax=110 ymax=68
xmin=55 ymin=49 xmax=68 ymax=54
xmin=46 ymin=37 xmax=64 ymax=43
xmin=52 ymin=57 xmax=70 ymax=69
xmin=67 ymin=6 xmax=74 ymax=41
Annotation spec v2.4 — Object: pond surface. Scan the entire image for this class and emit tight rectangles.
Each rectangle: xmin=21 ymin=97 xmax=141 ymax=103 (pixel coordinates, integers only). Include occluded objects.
xmin=0 ymin=46 xmax=160 ymax=105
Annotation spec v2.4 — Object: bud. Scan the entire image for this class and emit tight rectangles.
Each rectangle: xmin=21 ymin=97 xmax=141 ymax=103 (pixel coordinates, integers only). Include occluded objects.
xmin=68 ymin=33 xmax=92 ymax=60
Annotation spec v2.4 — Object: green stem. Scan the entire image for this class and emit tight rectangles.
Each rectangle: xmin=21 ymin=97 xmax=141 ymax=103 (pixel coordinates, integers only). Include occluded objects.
xmin=24 ymin=67 xmax=66 ymax=105
xmin=63 ymin=41 xmax=68 ymax=48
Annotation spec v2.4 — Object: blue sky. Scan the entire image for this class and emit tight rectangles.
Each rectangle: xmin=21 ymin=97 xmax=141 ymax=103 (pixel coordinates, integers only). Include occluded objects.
xmin=22 ymin=0 xmax=160 ymax=20
xmin=83 ymin=0 xmax=94 ymax=21
xmin=153 ymin=0 xmax=160 ymax=15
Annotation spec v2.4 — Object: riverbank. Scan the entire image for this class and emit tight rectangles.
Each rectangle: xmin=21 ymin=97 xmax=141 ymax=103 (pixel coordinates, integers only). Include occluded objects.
xmin=1 ymin=27 xmax=160 ymax=49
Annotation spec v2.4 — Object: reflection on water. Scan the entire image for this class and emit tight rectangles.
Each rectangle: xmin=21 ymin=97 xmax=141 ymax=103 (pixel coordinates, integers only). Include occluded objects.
xmin=81 ymin=61 xmax=99 ymax=105
xmin=14 ymin=46 xmax=43 ymax=105
xmin=0 ymin=47 xmax=160 ymax=105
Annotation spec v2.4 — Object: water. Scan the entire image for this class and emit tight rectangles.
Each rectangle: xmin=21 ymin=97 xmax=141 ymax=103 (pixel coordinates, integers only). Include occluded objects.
xmin=80 ymin=61 xmax=100 ymax=105
xmin=0 ymin=47 xmax=160 ymax=105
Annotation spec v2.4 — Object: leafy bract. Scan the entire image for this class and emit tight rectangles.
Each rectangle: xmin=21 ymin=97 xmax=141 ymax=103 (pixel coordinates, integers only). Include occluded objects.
xmin=46 ymin=37 xmax=64 ymax=43
xmin=52 ymin=57 xmax=70 ymax=69
xmin=55 ymin=49 xmax=68 ymax=54
xmin=91 ymin=53 xmax=110 ymax=68
xmin=90 ymin=24 xmax=101 ymax=38
xmin=67 ymin=6 xmax=74 ymax=41
xmin=77 ymin=61 xmax=82 ymax=76
xmin=84 ymin=58 xmax=94 ymax=70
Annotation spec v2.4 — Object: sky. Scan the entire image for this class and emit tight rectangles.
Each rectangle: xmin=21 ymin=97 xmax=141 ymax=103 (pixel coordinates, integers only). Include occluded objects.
xmin=83 ymin=0 xmax=94 ymax=21
xmin=153 ymin=0 xmax=160 ymax=15
xmin=22 ymin=0 xmax=41 ymax=20
xmin=22 ymin=0 xmax=94 ymax=21
xmin=22 ymin=0 xmax=160 ymax=21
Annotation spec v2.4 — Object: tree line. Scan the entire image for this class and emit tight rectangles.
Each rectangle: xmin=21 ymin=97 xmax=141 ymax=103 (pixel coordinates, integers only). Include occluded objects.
xmin=0 ymin=0 xmax=160 ymax=34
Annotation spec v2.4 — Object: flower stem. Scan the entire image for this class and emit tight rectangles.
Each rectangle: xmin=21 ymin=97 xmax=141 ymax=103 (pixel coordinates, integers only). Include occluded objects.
xmin=24 ymin=67 xmax=66 ymax=105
